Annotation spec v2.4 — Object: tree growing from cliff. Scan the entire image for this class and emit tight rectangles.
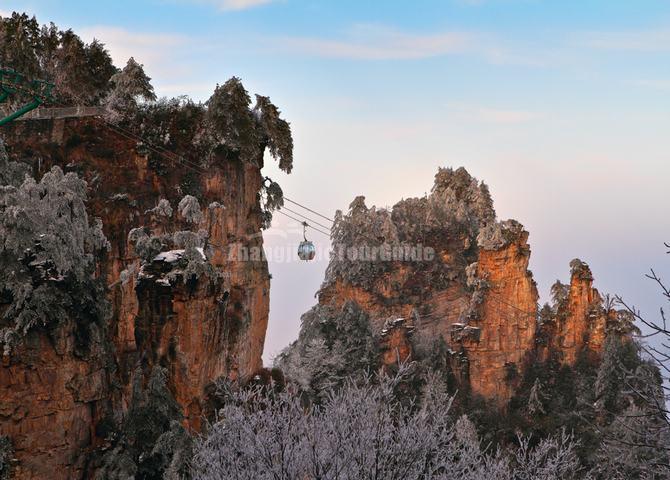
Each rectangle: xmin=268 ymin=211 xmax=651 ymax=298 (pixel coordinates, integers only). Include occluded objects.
xmin=0 ymin=158 xmax=109 ymax=353
xmin=205 ymin=77 xmax=294 ymax=174
xmin=177 ymin=194 xmax=203 ymax=224
xmin=254 ymin=95 xmax=293 ymax=173
xmin=276 ymin=301 xmax=378 ymax=401
xmin=104 ymin=57 xmax=156 ymax=122
xmin=259 ymin=177 xmax=284 ymax=229
xmin=0 ymin=12 xmax=117 ymax=105
xmin=96 ymin=367 xmax=190 ymax=480
xmin=206 ymin=77 xmax=261 ymax=164
xmin=0 ymin=436 xmax=12 ymax=480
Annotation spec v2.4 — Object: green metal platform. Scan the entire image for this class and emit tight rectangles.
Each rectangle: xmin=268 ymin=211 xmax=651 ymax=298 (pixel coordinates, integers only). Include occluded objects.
xmin=0 ymin=68 xmax=54 ymax=126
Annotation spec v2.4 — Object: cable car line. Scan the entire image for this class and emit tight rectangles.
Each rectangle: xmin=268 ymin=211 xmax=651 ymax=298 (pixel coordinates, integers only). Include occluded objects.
xmin=92 ymin=115 xmax=337 ymax=231
xmin=47 ymin=104 xmax=334 ymax=265
xmin=100 ymin=119 xmax=206 ymax=176
xmin=485 ymin=290 xmax=538 ymax=319
xmin=279 ymin=205 xmax=332 ymax=232
xmin=43 ymin=101 xmax=337 ymax=232
xmin=283 ymin=197 xmax=334 ymax=224
xmin=275 ymin=210 xmax=330 ymax=237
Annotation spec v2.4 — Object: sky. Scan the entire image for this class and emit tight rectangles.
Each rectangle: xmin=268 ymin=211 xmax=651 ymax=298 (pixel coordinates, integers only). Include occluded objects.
xmin=2 ymin=0 xmax=668 ymax=364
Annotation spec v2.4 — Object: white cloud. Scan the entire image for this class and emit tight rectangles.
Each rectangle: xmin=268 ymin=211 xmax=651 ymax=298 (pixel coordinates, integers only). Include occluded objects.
xmin=176 ymin=0 xmax=275 ymax=11
xmin=277 ymin=25 xmax=473 ymax=60
xmin=274 ymin=24 xmax=549 ymax=66
xmin=577 ymin=29 xmax=670 ymax=52
xmin=0 ymin=9 xmax=12 ymax=17
xmin=78 ymin=26 xmax=190 ymax=75
xmin=217 ymin=0 xmax=274 ymax=10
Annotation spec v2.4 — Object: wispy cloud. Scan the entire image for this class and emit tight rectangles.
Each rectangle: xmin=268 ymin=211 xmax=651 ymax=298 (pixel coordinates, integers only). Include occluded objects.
xmin=78 ymin=26 xmax=190 ymax=75
xmin=577 ymin=28 xmax=670 ymax=52
xmin=274 ymin=24 xmax=550 ymax=66
xmin=0 ymin=9 xmax=13 ymax=17
xmin=278 ymin=25 xmax=472 ymax=60
xmin=218 ymin=0 xmax=274 ymax=10
xmin=174 ymin=0 xmax=276 ymax=11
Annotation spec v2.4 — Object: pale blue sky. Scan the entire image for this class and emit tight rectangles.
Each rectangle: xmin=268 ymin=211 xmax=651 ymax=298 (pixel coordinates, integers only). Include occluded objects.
xmin=3 ymin=0 xmax=669 ymax=363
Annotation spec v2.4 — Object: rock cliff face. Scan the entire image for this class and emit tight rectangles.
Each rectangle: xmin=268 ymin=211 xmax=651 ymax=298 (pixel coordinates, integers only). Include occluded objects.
xmin=0 ymin=116 xmax=272 ymax=478
xmin=465 ymin=222 xmax=538 ymax=399
xmin=551 ymin=260 xmax=608 ymax=364
xmin=301 ymin=167 xmax=611 ymax=404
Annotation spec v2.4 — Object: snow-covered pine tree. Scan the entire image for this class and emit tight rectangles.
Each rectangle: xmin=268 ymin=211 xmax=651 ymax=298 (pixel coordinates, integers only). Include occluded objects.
xmin=594 ymin=335 xmax=624 ymax=414
xmin=527 ymin=378 xmax=547 ymax=416
xmin=0 ymin=155 xmax=109 ymax=353
xmin=104 ymin=57 xmax=156 ymax=122
xmin=253 ymin=95 xmax=293 ymax=173
xmin=206 ymin=77 xmax=260 ymax=164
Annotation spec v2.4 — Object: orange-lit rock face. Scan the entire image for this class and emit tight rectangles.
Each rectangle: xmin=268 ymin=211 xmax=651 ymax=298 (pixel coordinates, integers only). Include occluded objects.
xmin=0 ymin=117 xmax=271 ymax=479
xmin=380 ymin=319 xmax=414 ymax=368
xmin=553 ymin=263 xmax=607 ymax=364
xmin=467 ymin=227 xmax=538 ymax=399
xmin=306 ymin=169 xmax=611 ymax=408
xmin=0 ymin=323 xmax=109 ymax=480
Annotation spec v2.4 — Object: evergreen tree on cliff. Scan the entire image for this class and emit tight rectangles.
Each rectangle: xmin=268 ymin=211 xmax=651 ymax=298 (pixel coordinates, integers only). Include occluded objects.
xmin=0 ymin=144 xmax=110 ymax=354
xmin=0 ymin=12 xmax=117 ymax=104
xmin=104 ymin=57 xmax=156 ymax=121
xmin=206 ymin=77 xmax=261 ymax=164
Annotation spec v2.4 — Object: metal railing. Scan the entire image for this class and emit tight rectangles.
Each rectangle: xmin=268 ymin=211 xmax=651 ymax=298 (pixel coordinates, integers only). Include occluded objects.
xmin=0 ymin=106 xmax=105 ymax=121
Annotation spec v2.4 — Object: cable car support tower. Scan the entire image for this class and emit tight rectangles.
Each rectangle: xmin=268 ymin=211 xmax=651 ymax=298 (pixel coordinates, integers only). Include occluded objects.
xmin=0 ymin=68 xmax=54 ymax=126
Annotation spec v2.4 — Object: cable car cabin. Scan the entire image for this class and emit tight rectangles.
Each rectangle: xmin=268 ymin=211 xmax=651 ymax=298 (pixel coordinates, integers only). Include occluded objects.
xmin=298 ymin=240 xmax=316 ymax=261
xmin=297 ymin=221 xmax=317 ymax=261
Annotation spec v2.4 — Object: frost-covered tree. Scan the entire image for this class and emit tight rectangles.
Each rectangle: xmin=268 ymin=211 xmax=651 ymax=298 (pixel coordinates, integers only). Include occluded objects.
xmin=259 ymin=177 xmax=284 ymax=229
xmin=254 ymin=95 xmax=293 ymax=173
xmin=146 ymin=198 xmax=173 ymax=218
xmin=0 ymin=160 xmax=109 ymax=353
xmin=104 ymin=57 xmax=156 ymax=122
xmin=96 ymin=367 xmax=188 ymax=480
xmin=204 ymin=78 xmax=294 ymax=174
xmin=206 ymin=77 xmax=260 ymax=164
xmin=276 ymin=301 xmax=378 ymax=400
xmin=0 ymin=436 xmax=12 ymax=480
xmin=527 ymin=378 xmax=547 ymax=416
xmin=594 ymin=335 xmax=625 ymax=414
xmin=594 ymin=404 xmax=670 ymax=478
xmin=0 ymin=13 xmax=117 ymax=105
xmin=177 ymin=194 xmax=203 ymax=224
xmin=127 ymin=226 xmax=219 ymax=285
xmin=0 ymin=13 xmax=42 ymax=79
xmin=128 ymin=227 xmax=168 ymax=263
xmin=550 ymin=280 xmax=569 ymax=312
xmin=430 ymin=166 xmax=495 ymax=236
xmin=512 ymin=430 xmax=581 ymax=480
xmin=615 ymin=250 xmax=670 ymax=435
xmin=569 ymin=258 xmax=593 ymax=281
xmin=191 ymin=370 xmax=583 ymax=480
xmin=326 ymin=196 xmax=399 ymax=288
xmin=0 ymin=139 xmax=28 ymax=186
